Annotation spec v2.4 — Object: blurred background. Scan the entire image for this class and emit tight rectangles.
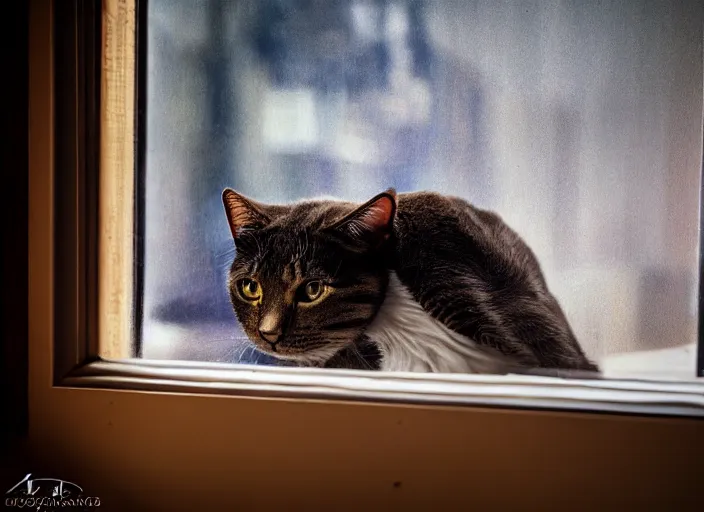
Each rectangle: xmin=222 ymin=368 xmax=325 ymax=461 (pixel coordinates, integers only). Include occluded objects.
xmin=143 ymin=0 xmax=703 ymax=377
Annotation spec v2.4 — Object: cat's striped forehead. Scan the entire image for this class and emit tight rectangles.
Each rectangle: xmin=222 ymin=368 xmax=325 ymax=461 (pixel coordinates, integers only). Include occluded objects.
xmin=228 ymin=194 xmax=387 ymax=282
xmin=236 ymin=235 xmax=313 ymax=286
xmin=231 ymin=201 xmax=352 ymax=281
xmin=266 ymin=199 xmax=358 ymax=231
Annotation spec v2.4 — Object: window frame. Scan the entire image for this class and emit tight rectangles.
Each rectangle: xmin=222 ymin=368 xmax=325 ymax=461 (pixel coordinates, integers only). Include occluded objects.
xmin=27 ymin=0 xmax=704 ymax=508
xmin=46 ymin=0 xmax=704 ymax=418
xmin=40 ymin=0 xmax=704 ymax=416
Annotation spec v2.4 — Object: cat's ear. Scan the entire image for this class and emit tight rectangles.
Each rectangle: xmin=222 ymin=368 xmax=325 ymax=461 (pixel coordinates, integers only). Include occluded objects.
xmin=222 ymin=188 xmax=271 ymax=239
xmin=326 ymin=189 xmax=397 ymax=251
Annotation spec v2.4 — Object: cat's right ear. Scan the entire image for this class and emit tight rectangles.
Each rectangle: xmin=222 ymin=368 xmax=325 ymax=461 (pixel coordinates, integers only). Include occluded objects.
xmin=222 ymin=188 xmax=271 ymax=239
xmin=325 ymin=189 xmax=397 ymax=252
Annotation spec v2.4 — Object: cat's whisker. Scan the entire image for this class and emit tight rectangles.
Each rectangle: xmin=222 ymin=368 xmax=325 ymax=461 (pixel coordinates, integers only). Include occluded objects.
xmin=332 ymin=260 xmax=343 ymax=280
xmin=348 ymin=342 xmax=374 ymax=371
xmin=233 ymin=343 xmax=254 ymax=360
xmin=303 ymin=229 xmax=310 ymax=257
xmin=243 ymin=344 xmax=256 ymax=361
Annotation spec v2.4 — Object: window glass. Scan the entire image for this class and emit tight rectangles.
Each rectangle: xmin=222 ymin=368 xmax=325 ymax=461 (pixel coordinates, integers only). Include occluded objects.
xmin=143 ymin=0 xmax=702 ymax=379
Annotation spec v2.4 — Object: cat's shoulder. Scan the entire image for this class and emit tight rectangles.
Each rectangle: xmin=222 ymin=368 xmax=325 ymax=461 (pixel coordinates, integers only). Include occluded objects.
xmin=396 ymin=191 xmax=506 ymax=231
xmin=397 ymin=190 xmax=459 ymax=211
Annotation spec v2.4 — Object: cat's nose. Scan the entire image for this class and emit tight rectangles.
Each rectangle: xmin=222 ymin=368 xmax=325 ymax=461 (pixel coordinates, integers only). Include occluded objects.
xmin=258 ymin=328 xmax=282 ymax=345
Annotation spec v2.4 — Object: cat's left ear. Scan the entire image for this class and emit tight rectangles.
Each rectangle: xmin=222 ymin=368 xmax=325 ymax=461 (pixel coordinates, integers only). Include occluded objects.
xmin=222 ymin=188 xmax=271 ymax=239
xmin=325 ymin=189 xmax=397 ymax=251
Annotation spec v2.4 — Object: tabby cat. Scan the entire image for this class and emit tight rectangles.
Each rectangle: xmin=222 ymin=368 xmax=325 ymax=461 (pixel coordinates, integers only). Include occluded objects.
xmin=222 ymin=188 xmax=598 ymax=374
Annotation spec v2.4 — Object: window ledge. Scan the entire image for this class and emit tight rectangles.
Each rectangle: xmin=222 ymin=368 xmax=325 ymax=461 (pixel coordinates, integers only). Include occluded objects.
xmin=63 ymin=359 xmax=704 ymax=418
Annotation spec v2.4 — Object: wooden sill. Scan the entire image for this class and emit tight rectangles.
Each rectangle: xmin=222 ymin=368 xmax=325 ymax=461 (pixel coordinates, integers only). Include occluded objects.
xmin=61 ymin=359 xmax=704 ymax=418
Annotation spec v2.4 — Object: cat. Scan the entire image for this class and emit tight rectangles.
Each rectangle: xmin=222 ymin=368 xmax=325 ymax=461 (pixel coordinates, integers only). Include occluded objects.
xmin=221 ymin=187 xmax=599 ymax=374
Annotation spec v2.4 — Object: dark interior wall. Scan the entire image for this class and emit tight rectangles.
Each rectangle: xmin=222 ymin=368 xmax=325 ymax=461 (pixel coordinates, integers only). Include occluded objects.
xmin=1 ymin=0 xmax=29 ymax=447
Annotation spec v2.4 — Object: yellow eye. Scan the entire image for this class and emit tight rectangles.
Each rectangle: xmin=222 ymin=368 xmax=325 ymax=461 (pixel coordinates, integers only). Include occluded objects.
xmin=239 ymin=279 xmax=261 ymax=301
xmin=303 ymin=281 xmax=323 ymax=302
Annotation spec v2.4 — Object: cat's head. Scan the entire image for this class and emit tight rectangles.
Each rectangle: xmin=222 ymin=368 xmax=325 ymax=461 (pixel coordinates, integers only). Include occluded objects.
xmin=222 ymin=188 xmax=397 ymax=365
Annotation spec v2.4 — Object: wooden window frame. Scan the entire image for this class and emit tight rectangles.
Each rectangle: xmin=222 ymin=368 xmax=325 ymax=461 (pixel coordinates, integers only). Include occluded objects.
xmin=43 ymin=0 xmax=703 ymax=416
xmin=28 ymin=1 xmax=704 ymax=508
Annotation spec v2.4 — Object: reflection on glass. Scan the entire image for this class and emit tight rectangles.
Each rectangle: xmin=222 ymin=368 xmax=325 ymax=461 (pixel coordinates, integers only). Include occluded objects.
xmin=143 ymin=0 xmax=702 ymax=379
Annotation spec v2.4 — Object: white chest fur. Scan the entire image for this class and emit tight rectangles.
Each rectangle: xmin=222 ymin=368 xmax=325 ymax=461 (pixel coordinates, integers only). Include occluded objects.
xmin=366 ymin=272 xmax=510 ymax=373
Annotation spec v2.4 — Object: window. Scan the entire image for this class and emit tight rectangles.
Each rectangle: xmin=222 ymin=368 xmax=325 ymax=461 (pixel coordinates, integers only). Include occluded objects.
xmin=140 ymin=1 xmax=703 ymax=382
xmin=46 ymin=0 xmax=702 ymax=409
xmin=27 ymin=0 xmax=704 ymax=508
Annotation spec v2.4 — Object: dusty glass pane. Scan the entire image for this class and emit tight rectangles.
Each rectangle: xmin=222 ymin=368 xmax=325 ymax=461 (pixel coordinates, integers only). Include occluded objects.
xmin=143 ymin=0 xmax=702 ymax=379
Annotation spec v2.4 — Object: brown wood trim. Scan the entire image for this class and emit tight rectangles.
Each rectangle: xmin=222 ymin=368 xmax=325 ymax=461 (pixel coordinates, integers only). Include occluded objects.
xmin=99 ymin=0 xmax=136 ymax=359
xmin=51 ymin=0 xmax=136 ymax=379
xmin=52 ymin=0 xmax=102 ymax=381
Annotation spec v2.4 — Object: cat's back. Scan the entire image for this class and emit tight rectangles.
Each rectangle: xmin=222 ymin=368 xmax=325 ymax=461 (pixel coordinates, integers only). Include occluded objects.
xmin=396 ymin=191 xmax=502 ymax=236
xmin=382 ymin=191 xmax=597 ymax=372
xmin=394 ymin=191 xmax=545 ymax=284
